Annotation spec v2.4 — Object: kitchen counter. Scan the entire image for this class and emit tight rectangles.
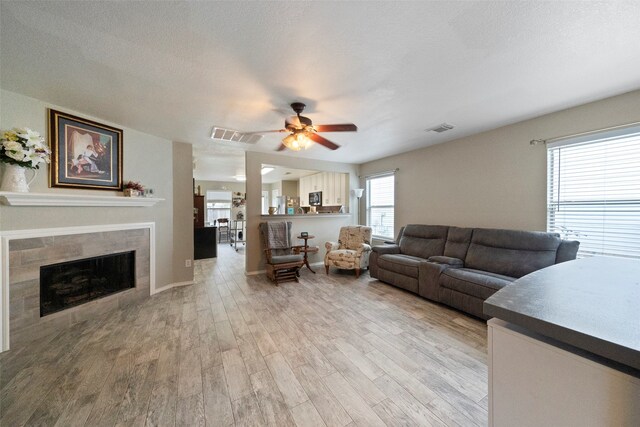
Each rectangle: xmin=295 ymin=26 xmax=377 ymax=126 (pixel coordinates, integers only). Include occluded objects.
xmin=484 ymin=256 xmax=640 ymax=372
xmin=260 ymin=214 xmax=351 ymax=218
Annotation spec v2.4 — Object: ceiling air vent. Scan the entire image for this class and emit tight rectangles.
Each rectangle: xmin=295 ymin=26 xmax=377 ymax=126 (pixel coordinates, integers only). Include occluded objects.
xmin=210 ymin=127 xmax=263 ymax=144
xmin=425 ymin=123 xmax=455 ymax=133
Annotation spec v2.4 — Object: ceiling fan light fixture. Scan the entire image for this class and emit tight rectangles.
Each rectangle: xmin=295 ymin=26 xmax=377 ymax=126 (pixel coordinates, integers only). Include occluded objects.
xmin=298 ymin=132 xmax=314 ymax=149
xmin=282 ymin=134 xmax=301 ymax=151
xmin=282 ymin=132 xmax=314 ymax=151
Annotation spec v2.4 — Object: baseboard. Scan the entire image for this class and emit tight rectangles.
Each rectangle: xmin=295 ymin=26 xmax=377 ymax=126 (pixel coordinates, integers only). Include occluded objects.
xmin=152 ymin=281 xmax=194 ymax=294
xmin=246 ymin=270 xmax=266 ymax=276
xmin=247 ymin=263 xmax=324 ymax=276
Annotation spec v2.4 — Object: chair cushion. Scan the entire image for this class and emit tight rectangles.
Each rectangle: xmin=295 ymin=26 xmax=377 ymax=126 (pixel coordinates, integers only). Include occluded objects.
xmin=377 ymin=254 xmax=423 ymax=278
xmin=326 ymin=249 xmax=357 ymax=262
xmin=271 ymin=254 xmax=303 ymax=264
xmin=440 ymin=268 xmax=515 ymax=300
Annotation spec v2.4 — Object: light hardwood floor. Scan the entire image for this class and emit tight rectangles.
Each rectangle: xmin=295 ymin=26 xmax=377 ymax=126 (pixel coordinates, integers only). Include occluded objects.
xmin=0 ymin=244 xmax=488 ymax=426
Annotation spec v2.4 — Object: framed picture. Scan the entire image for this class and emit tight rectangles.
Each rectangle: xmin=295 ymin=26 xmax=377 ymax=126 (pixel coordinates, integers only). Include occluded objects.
xmin=309 ymin=191 xmax=322 ymax=206
xmin=300 ymin=231 xmax=308 ymax=238
xmin=49 ymin=109 xmax=123 ymax=190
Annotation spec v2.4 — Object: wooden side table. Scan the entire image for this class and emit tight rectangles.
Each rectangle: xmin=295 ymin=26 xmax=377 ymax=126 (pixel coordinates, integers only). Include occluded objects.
xmin=295 ymin=235 xmax=319 ymax=273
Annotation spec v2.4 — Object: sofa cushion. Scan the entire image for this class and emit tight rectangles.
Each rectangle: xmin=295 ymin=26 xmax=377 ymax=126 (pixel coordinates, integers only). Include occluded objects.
xmin=465 ymin=228 xmax=561 ymax=278
xmin=399 ymin=224 xmax=448 ymax=259
xmin=377 ymin=269 xmax=419 ymax=294
xmin=439 ymin=288 xmax=488 ymax=320
xmin=440 ymin=268 xmax=515 ymax=300
xmin=427 ymin=256 xmax=464 ymax=266
xmin=556 ymin=239 xmax=580 ymax=263
xmin=444 ymin=227 xmax=473 ymax=259
xmin=377 ymin=254 xmax=424 ymax=278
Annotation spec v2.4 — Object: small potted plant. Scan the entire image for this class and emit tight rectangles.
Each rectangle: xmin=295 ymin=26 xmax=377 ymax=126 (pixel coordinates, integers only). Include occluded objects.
xmin=123 ymin=180 xmax=144 ymax=197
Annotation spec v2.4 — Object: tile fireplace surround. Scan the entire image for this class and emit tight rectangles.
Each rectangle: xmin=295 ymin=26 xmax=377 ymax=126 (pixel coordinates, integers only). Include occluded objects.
xmin=0 ymin=223 xmax=156 ymax=352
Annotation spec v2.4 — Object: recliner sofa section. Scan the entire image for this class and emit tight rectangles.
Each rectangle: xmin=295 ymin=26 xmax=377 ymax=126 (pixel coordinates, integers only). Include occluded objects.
xmin=369 ymin=224 xmax=579 ymax=319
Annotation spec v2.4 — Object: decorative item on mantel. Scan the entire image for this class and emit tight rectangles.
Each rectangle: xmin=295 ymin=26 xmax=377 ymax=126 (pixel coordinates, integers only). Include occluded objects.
xmin=0 ymin=127 xmax=51 ymax=193
xmin=123 ymin=180 xmax=144 ymax=197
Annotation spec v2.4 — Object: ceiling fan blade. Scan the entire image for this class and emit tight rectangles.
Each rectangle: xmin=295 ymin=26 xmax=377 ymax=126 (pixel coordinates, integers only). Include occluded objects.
xmin=315 ymin=124 xmax=357 ymax=132
xmin=276 ymin=143 xmax=287 ymax=151
xmin=309 ymin=133 xmax=340 ymax=150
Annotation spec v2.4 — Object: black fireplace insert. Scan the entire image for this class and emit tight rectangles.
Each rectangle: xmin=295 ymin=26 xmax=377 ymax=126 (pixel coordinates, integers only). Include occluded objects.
xmin=40 ymin=251 xmax=135 ymax=317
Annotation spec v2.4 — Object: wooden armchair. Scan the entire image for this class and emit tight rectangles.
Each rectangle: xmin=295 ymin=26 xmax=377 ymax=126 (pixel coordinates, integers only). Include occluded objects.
xmin=259 ymin=222 xmax=305 ymax=285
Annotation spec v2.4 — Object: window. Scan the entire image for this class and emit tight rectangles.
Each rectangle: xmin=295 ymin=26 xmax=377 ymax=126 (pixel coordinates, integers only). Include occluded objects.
xmin=206 ymin=191 xmax=231 ymax=225
xmin=366 ymin=173 xmax=395 ymax=239
xmin=547 ymin=125 xmax=640 ymax=259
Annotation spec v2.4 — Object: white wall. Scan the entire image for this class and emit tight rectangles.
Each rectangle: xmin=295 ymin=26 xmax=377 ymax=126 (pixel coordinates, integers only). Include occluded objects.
xmin=0 ymin=89 xmax=192 ymax=287
xmin=195 ymin=180 xmax=246 ymax=195
xmin=281 ymin=180 xmax=299 ymax=197
xmin=360 ymin=89 xmax=640 ymax=233
xmin=172 ymin=142 xmax=195 ymax=283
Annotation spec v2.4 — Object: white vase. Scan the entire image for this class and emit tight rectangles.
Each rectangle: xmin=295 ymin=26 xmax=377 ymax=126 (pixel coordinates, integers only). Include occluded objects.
xmin=1 ymin=164 xmax=37 ymax=193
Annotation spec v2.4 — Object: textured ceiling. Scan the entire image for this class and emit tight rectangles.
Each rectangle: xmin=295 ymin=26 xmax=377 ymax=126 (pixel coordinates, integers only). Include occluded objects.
xmin=2 ymin=1 xmax=640 ymax=181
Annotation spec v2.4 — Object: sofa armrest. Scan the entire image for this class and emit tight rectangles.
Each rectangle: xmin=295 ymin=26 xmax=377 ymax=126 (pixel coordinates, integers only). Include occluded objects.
xmin=427 ymin=256 xmax=464 ymax=267
xmin=325 ymin=241 xmax=340 ymax=252
xmin=372 ymin=244 xmax=400 ymax=255
xmin=418 ymin=261 xmax=451 ymax=301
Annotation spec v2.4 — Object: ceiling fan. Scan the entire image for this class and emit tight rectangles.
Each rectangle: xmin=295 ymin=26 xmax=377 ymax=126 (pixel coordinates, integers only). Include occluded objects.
xmin=251 ymin=102 xmax=357 ymax=151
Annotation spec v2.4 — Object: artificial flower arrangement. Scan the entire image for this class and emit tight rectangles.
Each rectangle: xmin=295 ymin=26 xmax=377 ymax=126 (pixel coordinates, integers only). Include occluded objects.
xmin=0 ymin=128 xmax=51 ymax=169
xmin=123 ymin=180 xmax=144 ymax=197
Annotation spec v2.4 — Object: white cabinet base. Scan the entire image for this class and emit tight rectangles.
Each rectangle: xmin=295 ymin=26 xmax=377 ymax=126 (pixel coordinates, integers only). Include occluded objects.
xmin=488 ymin=319 xmax=640 ymax=427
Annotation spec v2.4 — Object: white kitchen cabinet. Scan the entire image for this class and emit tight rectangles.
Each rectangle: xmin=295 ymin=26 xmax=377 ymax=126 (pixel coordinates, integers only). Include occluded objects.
xmin=298 ymin=172 xmax=348 ymax=207
xmin=336 ymin=173 xmax=349 ymax=206
xmin=323 ymin=172 xmax=333 ymax=205
xmin=299 ymin=177 xmax=309 ymax=206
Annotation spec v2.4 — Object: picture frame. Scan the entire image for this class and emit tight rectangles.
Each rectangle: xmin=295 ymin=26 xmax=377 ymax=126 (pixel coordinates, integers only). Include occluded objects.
xmin=300 ymin=231 xmax=308 ymax=238
xmin=309 ymin=191 xmax=322 ymax=206
xmin=49 ymin=109 xmax=123 ymax=190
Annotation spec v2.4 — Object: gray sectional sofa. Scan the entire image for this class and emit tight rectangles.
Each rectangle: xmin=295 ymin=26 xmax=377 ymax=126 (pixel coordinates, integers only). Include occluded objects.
xmin=369 ymin=224 xmax=579 ymax=319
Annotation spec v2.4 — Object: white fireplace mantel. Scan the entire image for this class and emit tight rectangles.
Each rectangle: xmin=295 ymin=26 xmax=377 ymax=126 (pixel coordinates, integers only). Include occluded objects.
xmin=0 ymin=191 xmax=164 ymax=207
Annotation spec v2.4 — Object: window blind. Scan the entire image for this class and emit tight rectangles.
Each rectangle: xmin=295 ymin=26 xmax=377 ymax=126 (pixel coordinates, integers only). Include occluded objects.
xmin=366 ymin=173 xmax=395 ymax=239
xmin=547 ymin=127 xmax=640 ymax=259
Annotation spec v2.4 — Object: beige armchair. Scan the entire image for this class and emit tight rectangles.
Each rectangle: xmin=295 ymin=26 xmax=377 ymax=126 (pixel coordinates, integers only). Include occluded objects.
xmin=325 ymin=226 xmax=373 ymax=278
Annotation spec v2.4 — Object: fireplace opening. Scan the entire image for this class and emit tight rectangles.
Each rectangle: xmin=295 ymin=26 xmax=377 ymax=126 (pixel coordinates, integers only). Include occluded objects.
xmin=40 ymin=251 xmax=136 ymax=317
